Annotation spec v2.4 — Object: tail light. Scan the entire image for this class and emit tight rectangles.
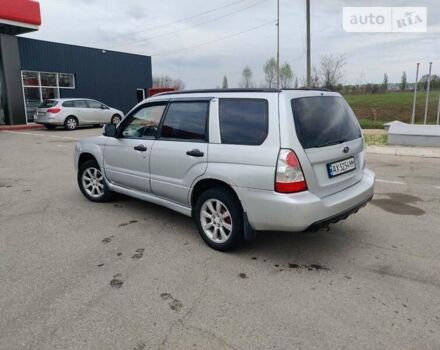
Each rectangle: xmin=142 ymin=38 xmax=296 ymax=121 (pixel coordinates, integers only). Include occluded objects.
xmin=47 ymin=108 xmax=61 ymax=114
xmin=275 ymin=149 xmax=307 ymax=193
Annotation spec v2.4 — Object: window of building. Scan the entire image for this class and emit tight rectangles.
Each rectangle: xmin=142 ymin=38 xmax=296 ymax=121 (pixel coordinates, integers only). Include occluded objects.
xmin=58 ymin=73 xmax=75 ymax=88
xmin=22 ymin=71 xmax=39 ymax=86
xmin=21 ymin=71 xmax=76 ymax=122
xmin=41 ymin=87 xmax=59 ymax=101
xmin=219 ymin=99 xmax=268 ymax=145
xmin=40 ymin=72 xmax=57 ymax=87
xmin=160 ymin=101 xmax=209 ymax=141
xmin=0 ymin=56 xmax=6 ymax=125
xmin=23 ymin=87 xmax=41 ymax=121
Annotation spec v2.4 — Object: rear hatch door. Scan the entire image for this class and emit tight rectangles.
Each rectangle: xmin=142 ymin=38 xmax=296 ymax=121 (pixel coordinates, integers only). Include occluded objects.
xmin=290 ymin=95 xmax=364 ymax=198
xmin=36 ymin=99 xmax=58 ymax=117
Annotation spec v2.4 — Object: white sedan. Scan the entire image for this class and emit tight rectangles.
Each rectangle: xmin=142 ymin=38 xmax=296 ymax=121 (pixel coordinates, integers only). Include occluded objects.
xmin=34 ymin=98 xmax=124 ymax=130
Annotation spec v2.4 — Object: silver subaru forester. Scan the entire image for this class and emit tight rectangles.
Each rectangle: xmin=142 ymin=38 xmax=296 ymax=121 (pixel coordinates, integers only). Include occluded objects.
xmin=74 ymin=89 xmax=375 ymax=251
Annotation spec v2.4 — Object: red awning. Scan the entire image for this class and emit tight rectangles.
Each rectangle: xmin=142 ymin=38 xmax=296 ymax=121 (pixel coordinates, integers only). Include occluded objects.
xmin=0 ymin=0 xmax=41 ymax=35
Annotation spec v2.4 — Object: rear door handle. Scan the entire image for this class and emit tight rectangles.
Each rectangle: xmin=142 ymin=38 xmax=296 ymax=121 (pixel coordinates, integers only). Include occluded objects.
xmin=186 ymin=149 xmax=204 ymax=157
xmin=134 ymin=144 xmax=147 ymax=152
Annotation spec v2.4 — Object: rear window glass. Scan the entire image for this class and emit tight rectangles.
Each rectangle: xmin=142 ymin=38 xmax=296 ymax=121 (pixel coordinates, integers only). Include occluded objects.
xmin=38 ymin=100 xmax=58 ymax=108
xmin=219 ymin=99 xmax=268 ymax=145
xmin=291 ymin=96 xmax=362 ymax=149
xmin=160 ymin=101 xmax=209 ymax=141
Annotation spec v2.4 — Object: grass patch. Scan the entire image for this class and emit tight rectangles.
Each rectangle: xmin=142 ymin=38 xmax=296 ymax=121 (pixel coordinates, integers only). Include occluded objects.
xmin=358 ymin=118 xmax=386 ymax=129
xmin=364 ymin=133 xmax=388 ymax=146
xmin=344 ymin=91 xmax=440 ymax=125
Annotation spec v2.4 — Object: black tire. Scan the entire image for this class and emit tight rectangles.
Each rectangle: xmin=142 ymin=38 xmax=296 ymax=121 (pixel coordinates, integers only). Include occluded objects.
xmin=44 ymin=124 xmax=56 ymax=130
xmin=111 ymin=114 xmax=122 ymax=124
xmin=77 ymin=159 xmax=112 ymax=202
xmin=194 ymin=187 xmax=244 ymax=251
xmin=64 ymin=116 xmax=78 ymax=130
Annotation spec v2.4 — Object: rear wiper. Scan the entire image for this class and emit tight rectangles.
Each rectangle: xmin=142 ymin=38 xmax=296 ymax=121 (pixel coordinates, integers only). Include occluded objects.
xmin=315 ymin=139 xmax=348 ymax=148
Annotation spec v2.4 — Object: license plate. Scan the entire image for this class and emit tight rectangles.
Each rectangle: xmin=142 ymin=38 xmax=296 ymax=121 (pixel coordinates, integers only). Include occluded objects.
xmin=37 ymin=112 xmax=46 ymax=116
xmin=327 ymin=157 xmax=356 ymax=178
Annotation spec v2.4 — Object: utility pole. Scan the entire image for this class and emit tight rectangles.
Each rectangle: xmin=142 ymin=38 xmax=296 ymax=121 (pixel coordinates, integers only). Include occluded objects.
xmin=276 ymin=0 xmax=280 ymax=89
xmin=424 ymin=62 xmax=433 ymax=125
xmin=306 ymin=0 xmax=311 ymax=88
xmin=411 ymin=62 xmax=420 ymax=124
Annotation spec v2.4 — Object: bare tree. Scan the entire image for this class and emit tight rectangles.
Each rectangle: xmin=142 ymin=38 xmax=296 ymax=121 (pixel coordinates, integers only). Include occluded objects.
xmin=239 ymin=66 xmax=254 ymax=88
xmin=263 ymin=57 xmax=277 ymax=88
xmin=280 ymin=63 xmax=294 ymax=88
xmin=319 ymin=54 xmax=346 ymax=89
xmin=294 ymin=77 xmax=299 ymax=88
xmin=153 ymin=75 xmax=185 ymax=90
xmin=311 ymin=66 xmax=321 ymax=87
xmin=222 ymin=75 xmax=228 ymax=89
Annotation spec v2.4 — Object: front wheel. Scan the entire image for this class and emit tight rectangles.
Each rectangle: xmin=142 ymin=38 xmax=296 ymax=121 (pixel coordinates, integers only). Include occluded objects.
xmin=194 ymin=188 xmax=244 ymax=251
xmin=77 ymin=159 xmax=112 ymax=202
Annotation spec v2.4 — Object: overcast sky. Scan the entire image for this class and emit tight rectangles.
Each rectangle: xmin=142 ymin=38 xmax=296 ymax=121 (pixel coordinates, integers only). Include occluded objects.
xmin=23 ymin=0 xmax=440 ymax=88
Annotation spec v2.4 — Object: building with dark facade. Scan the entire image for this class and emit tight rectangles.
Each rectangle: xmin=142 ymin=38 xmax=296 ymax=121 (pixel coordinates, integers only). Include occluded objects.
xmin=0 ymin=0 xmax=152 ymax=125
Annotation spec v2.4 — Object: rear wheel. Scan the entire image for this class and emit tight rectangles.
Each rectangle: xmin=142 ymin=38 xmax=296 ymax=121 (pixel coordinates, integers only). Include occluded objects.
xmin=111 ymin=114 xmax=121 ymax=124
xmin=64 ymin=116 xmax=78 ymax=130
xmin=194 ymin=188 xmax=243 ymax=251
xmin=44 ymin=124 xmax=56 ymax=130
xmin=77 ymin=159 xmax=112 ymax=202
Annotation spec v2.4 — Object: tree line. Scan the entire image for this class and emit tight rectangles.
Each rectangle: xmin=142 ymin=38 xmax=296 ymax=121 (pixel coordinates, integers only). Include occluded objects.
xmin=229 ymin=54 xmax=347 ymax=90
xmin=152 ymin=56 xmax=437 ymax=95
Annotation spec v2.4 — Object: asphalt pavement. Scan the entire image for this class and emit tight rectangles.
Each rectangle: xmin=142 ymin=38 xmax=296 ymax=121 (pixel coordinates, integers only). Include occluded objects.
xmin=1 ymin=127 xmax=439 ymax=350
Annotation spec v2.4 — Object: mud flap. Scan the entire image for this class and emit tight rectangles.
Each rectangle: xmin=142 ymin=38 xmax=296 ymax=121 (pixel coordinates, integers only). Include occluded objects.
xmin=243 ymin=212 xmax=256 ymax=241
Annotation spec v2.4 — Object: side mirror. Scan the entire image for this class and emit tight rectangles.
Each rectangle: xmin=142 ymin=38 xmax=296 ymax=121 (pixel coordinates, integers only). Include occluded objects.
xmin=103 ymin=124 xmax=117 ymax=138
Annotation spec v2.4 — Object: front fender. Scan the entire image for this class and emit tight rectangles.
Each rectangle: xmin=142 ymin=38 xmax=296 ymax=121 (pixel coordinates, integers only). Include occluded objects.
xmin=74 ymin=137 xmax=107 ymax=171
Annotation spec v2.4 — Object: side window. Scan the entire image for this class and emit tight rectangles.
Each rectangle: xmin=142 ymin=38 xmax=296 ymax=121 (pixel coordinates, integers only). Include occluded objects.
xmin=160 ymin=101 xmax=209 ymax=141
xmin=73 ymin=100 xmax=88 ymax=108
xmin=62 ymin=100 xmax=74 ymax=108
xmin=219 ymin=98 xmax=268 ymax=145
xmin=121 ymin=104 xmax=167 ymax=139
xmin=87 ymin=100 xmax=102 ymax=109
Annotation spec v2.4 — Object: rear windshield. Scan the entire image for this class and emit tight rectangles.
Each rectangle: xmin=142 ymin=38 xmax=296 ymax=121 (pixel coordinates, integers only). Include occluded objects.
xmin=291 ymin=96 xmax=361 ymax=149
xmin=38 ymin=100 xmax=58 ymax=108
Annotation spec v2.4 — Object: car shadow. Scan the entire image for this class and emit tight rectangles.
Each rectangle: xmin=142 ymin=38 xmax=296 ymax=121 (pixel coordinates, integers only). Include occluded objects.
xmin=109 ymin=193 xmax=353 ymax=263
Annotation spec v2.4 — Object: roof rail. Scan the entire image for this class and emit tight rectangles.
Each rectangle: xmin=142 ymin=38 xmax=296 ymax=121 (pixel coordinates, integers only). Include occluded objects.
xmin=157 ymin=88 xmax=281 ymax=96
xmin=283 ymin=87 xmax=332 ymax=92
xmin=156 ymin=87 xmax=334 ymax=96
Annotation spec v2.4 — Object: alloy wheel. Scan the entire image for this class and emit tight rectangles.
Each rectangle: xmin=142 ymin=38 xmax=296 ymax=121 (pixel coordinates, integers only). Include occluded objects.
xmin=200 ymin=199 xmax=233 ymax=243
xmin=82 ymin=167 xmax=104 ymax=198
xmin=66 ymin=118 xmax=77 ymax=130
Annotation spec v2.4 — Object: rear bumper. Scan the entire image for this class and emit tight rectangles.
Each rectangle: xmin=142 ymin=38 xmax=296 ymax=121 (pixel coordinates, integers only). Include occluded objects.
xmin=34 ymin=115 xmax=64 ymax=125
xmin=305 ymin=194 xmax=373 ymax=232
xmin=235 ymin=168 xmax=375 ymax=232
